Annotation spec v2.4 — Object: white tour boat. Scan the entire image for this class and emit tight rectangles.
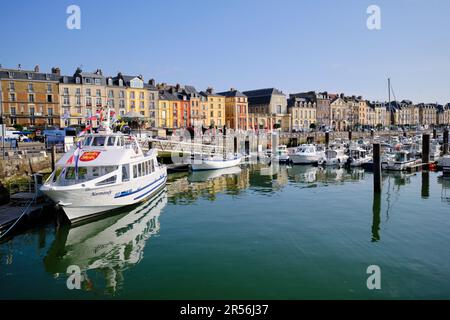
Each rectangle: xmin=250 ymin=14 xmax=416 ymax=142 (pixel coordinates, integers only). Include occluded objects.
xmin=288 ymin=144 xmax=325 ymax=165
xmin=41 ymin=130 xmax=167 ymax=223
xmin=190 ymin=153 xmax=242 ymax=171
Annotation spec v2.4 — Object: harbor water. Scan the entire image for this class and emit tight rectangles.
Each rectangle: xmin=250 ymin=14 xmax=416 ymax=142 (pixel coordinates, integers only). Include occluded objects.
xmin=1 ymin=164 xmax=450 ymax=299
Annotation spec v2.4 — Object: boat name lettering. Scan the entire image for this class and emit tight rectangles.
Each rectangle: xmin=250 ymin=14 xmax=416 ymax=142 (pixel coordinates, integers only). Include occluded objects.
xmin=91 ymin=190 xmax=112 ymax=196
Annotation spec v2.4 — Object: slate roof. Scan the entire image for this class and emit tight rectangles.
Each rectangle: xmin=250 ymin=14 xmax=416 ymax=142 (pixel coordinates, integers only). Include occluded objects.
xmin=0 ymin=68 xmax=59 ymax=82
xmin=217 ymin=89 xmax=247 ymax=98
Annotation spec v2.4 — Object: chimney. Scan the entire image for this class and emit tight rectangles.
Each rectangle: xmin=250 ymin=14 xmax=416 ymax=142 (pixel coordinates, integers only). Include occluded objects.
xmin=207 ymin=87 xmax=213 ymax=94
xmin=51 ymin=67 xmax=61 ymax=76
xmin=18 ymin=64 xmax=22 ymax=70
xmin=230 ymin=88 xmax=236 ymax=92
xmin=175 ymin=83 xmax=181 ymax=92
xmin=340 ymin=93 xmax=345 ymax=99
xmin=34 ymin=65 xmax=40 ymax=73
xmin=138 ymin=74 xmax=143 ymax=80
xmin=149 ymin=79 xmax=156 ymax=86
xmin=95 ymin=69 xmax=103 ymax=75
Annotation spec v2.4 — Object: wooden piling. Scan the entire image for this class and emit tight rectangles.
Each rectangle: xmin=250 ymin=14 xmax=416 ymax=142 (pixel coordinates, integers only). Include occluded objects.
xmin=433 ymin=128 xmax=437 ymax=140
xmin=421 ymin=171 xmax=430 ymax=199
xmin=373 ymin=143 xmax=382 ymax=193
xmin=325 ymin=131 xmax=330 ymax=148
xmin=234 ymin=136 xmax=238 ymax=154
xmin=444 ymin=128 xmax=449 ymax=155
xmin=348 ymin=130 xmax=352 ymax=141
xmin=422 ymin=133 xmax=430 ymax=165
xmin=244 ymin=139 xmax=250 ymax=156
xmin=51 ymin=145 xmax=56 ymax=172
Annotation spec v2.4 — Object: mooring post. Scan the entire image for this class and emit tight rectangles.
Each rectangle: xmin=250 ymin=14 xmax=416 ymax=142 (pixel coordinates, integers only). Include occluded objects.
xmin=234 ymin=136 xmax=238 ymax=154
xmin=433 ymin=128 xmax=437 ymax=140
xmin=372 ymin=192 xmax=381 ymax=242
xmin=51 ymin=145 xmax=56 ymax=172
xmin=348 ymin=130 xmax=352 ymax=142
xmin=272 ymin=132 xmax=277 ymax=158
xmin=370 ymin=129 xmax=374 ymax=140
xmin=443 ymin=128 xmax=449 ymax=155
xmin=244 ymin=139 xmax=250 ymax=156
xmin=292 ymin=137 xmax=298 ymax=147
xmin=325 ymin=131 xmax=330 ymax=148
xmin=422 ymin=133 xmax=430 ymax=165
xmin=421 ymin=171 xmax=430 ymax=199
xmin=373 ymin=143 xmax=382 ymax=193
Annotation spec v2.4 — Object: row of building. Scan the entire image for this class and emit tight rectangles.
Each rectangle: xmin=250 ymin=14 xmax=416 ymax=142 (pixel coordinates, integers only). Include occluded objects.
xmin=1 ymin=65 xmax=450 ymax=132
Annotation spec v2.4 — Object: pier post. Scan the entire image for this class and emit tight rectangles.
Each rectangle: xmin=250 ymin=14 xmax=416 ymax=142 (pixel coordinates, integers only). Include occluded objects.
xmin=373 ymin=143 xmax=382 ymax=193
xmin=433 ymin=128 xmax=437 ymax=140
xmin=371 ymin=192 xmax=381 ymax=242
xmin=422 ymin=133 xmax=430 ymax=165
xmin=234 ymin=136 xmax=238 ymax=154
xmin=244 ymin=139 xmax=250 ymax=156
xmin=421 ymin=171 xmax=430 ymax=199
xmin=348 ymin=130 xmax=352 ymax=142
xmin=51 ymin=145 xmax=56 ymax=172
xmin=443 ymin=128 xmax=449 ymax=155
xmin=272 ymin=132 xmax=277 ymax=157
xmin=370 ymin=129 xmax=374 ymax=140
xmin=325 ymin=131 xmax=330 ymax=148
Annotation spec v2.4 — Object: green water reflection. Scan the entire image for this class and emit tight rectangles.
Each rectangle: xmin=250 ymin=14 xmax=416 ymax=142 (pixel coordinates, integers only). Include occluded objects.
xmin=1 ymin=165 xmax=450 ymax=299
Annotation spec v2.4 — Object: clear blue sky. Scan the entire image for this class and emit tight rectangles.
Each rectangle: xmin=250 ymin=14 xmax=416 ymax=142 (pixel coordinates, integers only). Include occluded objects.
xmin=1 ymin=0 xmax=449 ymax=103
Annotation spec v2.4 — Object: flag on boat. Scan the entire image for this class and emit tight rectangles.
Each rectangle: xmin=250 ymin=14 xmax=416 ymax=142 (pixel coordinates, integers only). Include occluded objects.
xmin=73 ymin=141 xmax=82 ymax=178
xmin=78 ymin=125 xmax=92 ymax=137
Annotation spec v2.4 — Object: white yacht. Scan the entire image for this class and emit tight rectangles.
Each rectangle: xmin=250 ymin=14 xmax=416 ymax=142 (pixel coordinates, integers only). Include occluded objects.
xmin=288 ymin=144 xmax=324 ymax=165
xmin=190 ymin=153 xmax=242 ymax=171
xmin=382 ymin=150 xmax=417 ymax=171
xmin=347 ymin=147 xmax=372 ymax=167
xmin=275 ymin=145 xmax=290 ymax=163
xmin=40 ymin=131 xmax=167 ymax=223
xmin=321 ymin=148 xmax=348 ymax=166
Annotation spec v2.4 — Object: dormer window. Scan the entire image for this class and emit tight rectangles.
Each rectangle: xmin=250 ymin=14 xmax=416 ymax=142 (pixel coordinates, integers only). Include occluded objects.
xmin=75 ymin=77 xmax=81 ymax=84
xmin=119 ymin=79 xmax=123 ymax=86
xmin=108 ymin=78 xmax=113 ymax=86
xmin=8 ymin=72 xmax=14 ymax=79
xmin=46 ymin=74 xmax=51 ymax=80
xmin=27 ymin=73 xmax=32 ymax=79
xmin=94 ymin=78 xmax=101 ymax=85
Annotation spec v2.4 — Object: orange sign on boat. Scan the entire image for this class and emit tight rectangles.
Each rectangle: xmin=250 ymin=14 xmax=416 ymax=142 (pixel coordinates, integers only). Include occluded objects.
xmin=80 ymin=151 xmax=101 ymax=162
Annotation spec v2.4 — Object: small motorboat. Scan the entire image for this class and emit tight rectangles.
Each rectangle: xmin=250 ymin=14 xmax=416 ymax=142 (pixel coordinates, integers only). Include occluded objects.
xmin=321 ymin=148 xmax=348 ymax=166
xmin=288 ymin=144 xmax=324 ymax=165
xmin=382 ymin=150 xmax=418 ymax=171
xmin=275 ymin=145 xmax=290 ymax=163
xmin=190 ymin=153 xmax=242 ymax=171
xmin=346 ymin=147 xmax=372 ymax=167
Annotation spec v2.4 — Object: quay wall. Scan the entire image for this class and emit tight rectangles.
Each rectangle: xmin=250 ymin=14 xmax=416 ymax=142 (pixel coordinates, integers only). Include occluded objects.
xmin=0 ymin=153 xmax=63 ymax=182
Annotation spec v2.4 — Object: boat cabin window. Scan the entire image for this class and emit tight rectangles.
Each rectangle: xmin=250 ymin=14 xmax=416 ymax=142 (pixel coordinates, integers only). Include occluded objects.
xmin=122 ymin=164 xmax=130 ymax=182
xmin=92 ymin=136 xmax=106 ymax=147
xmin=95 ymin=175 xmax=117 ymax=186
xmin=117 ymin=138 xmax=124 ymax=147
xmin=132 ymin=159 xmax=156 ymax=179
xmin=107 ymin=137 xmax=116 ymax=146
xmin=83 ymin=136 xmax=93 ymax=146
xmin=64 ymin=167 xmax=88 ymax=180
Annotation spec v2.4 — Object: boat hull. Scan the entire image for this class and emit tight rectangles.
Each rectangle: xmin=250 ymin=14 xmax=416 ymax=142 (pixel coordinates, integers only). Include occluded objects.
xmin=191 ymin=157 xmax=242 ymax=171
xmin=290 ymin=154 xmax=322 ymax=165
xmin=42 ymin=170 xmax=167 ymax=223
